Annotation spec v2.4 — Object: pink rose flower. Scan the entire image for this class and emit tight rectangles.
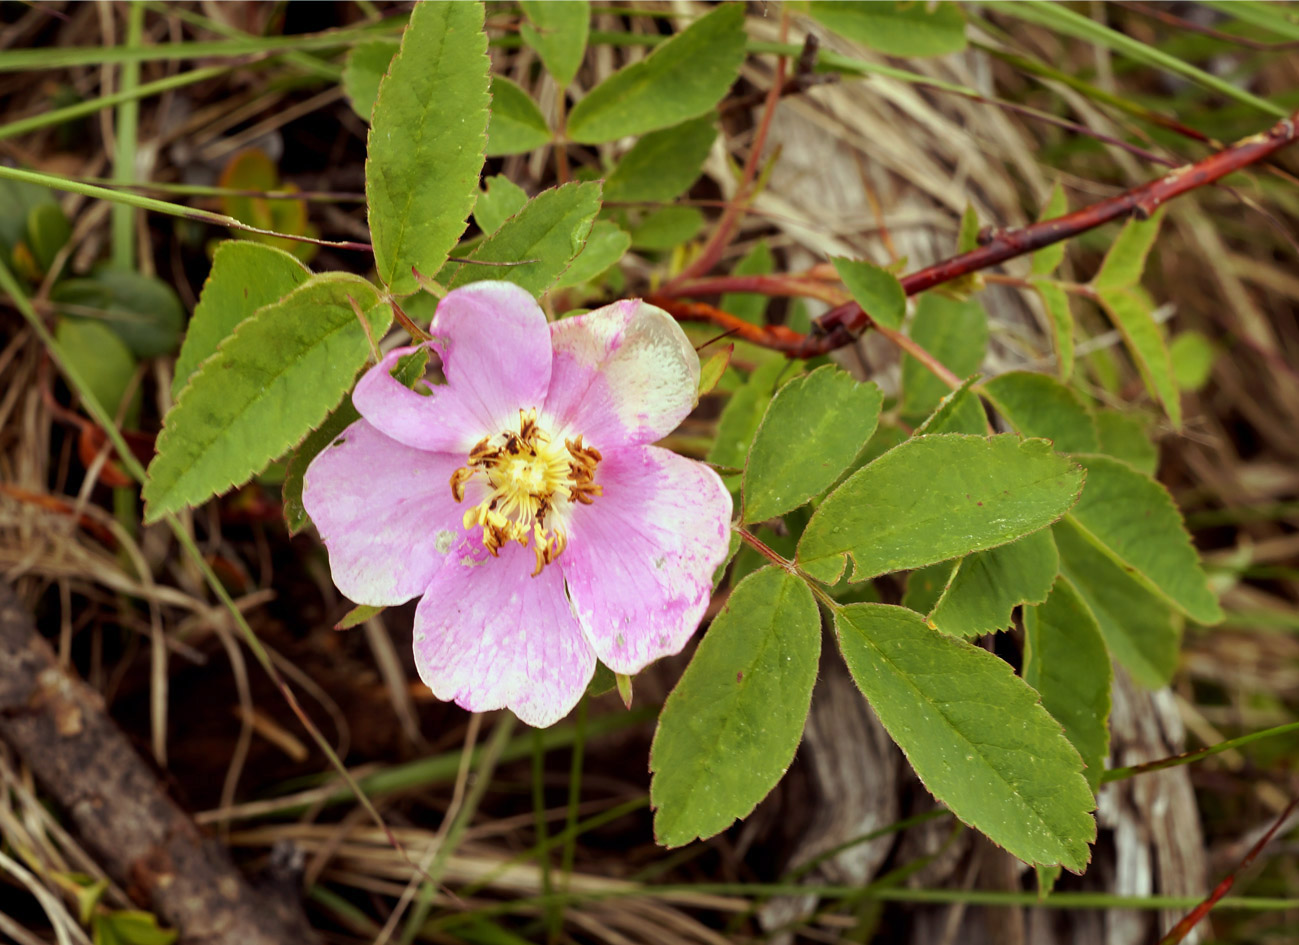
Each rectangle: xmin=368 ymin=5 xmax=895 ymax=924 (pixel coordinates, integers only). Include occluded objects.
xmin=303 ymin=282 xmax=733 ymax=726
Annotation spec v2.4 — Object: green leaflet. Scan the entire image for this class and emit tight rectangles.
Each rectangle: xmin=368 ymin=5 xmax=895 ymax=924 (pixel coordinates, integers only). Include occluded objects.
xmin=1093 ymin=210 xmax=1163 ymax=291
xmin=651 ymin=567 xmax=820 ymax=847
xmin=553 ymin=220 xmax=629 ymax=288
xmin=142 ymin=274 xmax=391 ymax=523
xmin=474 ymin=175 xmax=528 ymax=236
xmin=798 ymin=434 xmax=1084 ymax=585
xmin=901 ymin=293 xmax=988 ymax=420
xmin=914 ymin=376 xmax=985 ymax=435
xmin=173 ymin=241 xmax=310 ymax=399
xmin=1024 ymin=577 xmax=1113 ymax=794
xmin=1067 ymin=454 xmax=1222 ymax=625
xmin=1031 ymin=183 xmax=1068 ymax=276
xmin=55 ymin=319 xmax=137 ymax=420
xmin=743 ymin=365 xmax=882 ymax=523
xmin=25 ymin=202 xmax=70 ymax=272
xmin=834 ymin=603 xmax=1095 ymax=871
xmin=957 ymin=204 xmax=980 ymax=253
xmin=1054 ymin=517 xmax=1179 ymax=687
xmin=1094 ymin=285 xmax=1181 ymax=429
xmin=566 ymin=3 xmax=745 ymax=144
xmin=603 ymin=115 xmax=718 ymax=204
xmin=487 ymin=75 xmax=552 ymax=157
xmin=981 ymin=370 xmax=1099 ymax=453
xmin=719 ymin=240 xmax=774 ymax=325
xmin=520 ymin=0 xmax=589 ymax=87
xmin=1093 ymin=408 xmax=1158 ymax=476
xmin=341 ymin=38 xmax=398 ymax=121
xmin=444 ymin=181 xmax=601 ymax=295
xmin=367 ymin=1 xmax=489 ymax=294
xmin=1170 ymin=330 xmax=1216 ymax=391
xmin=51 ymin=268 xmax=184 ymax=359
xmin=806 ymin=1 xmax=968 ymax=57
xmin=1034 ymin=282 xmax=1075 ymax=380
xmin=832 ymin=257 xmax=906 ymax=331
xmin=628 ymin=206 xmax=704 ymax=250
xmin=927 ymin=529 xmax=1060 ymax=639
xmin=708 ymin=358 xmax=801 ymax=492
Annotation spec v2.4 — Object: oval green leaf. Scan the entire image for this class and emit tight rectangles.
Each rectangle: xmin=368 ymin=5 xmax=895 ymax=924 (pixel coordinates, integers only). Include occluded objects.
xmin=1094 ymin=285 xmax=1181 ymax=429
xmin=367 ymin=1 xmax=489 ymax=294
xmin=743 ymin=365 xmax=882 ymax=523
xmin=981 ymin=370 xmax=1099 ymax=453
xmin=566 ymin=3 xmax=745 ymax=145
xmin=798 ymin=434 xmax=1084 ymax=585
xmin=487 ymin=75 xmax=552 ymax=157
xmin=927 ymin=529 xmax=1060 ymax=639
xmin=901 ymin=293 xmax=988 ymax=420
xmin=603 ymin=115 xmax=718 ymax=204
xmin=807 ymin=1 xmax=968 ymax=57
xmin=651 ymin=567 xmax=820 ymax=847
xmin=520 ymin=0 xmax=589 ymax=87
xmin=143 ymin=274 xmax=391 ymax=523
xmin=834 ymin=603 xmax=1095 ymax=871
xmin=832 ymin=257 xmax=905 ymax=331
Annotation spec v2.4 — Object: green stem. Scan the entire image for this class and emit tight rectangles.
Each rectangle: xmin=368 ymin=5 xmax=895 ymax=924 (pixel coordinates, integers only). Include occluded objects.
xmin=111 ymin=1 xmax=146 ymax=272
xmin=1102 ymin=719 xmax=1299 ymax=783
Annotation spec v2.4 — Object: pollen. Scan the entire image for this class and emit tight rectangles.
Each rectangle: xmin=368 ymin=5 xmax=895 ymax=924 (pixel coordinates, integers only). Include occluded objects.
xmin=450 ymin=409 xmax=602 ymax=575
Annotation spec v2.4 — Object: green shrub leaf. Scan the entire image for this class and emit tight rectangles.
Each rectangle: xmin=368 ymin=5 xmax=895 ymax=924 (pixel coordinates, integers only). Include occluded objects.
xmin=807 ymin=1 xmax=968 ymax=57
xmin=444 ymin=181 xmax=601 ymax=294
xmin=743 ymin=366 xmax=882 ymax=523
xmin=1093 ymin=409 xmax=1157 ymax=475
xmin=832 ymin=257 xmax=906 ymax=331
xmin=1066 ymin=454 xmax=1221 ymax=624
xmin=566 ymin=3 xmax=745 ymax=144
xmin=173 ymin=241 xmax=310 ymax=399
xmin=798 ymin=434 xmax=1084 ymax=584
xmin=651 ymin=567 xmax=820 ymax=847
xmin=1024 ymin=577 xmax=1113 ymax=793
xmin=474 ymin=175 xmax=529 ymax=236
xmin=1093 ymin=210 xmax=1163 ymax=292
xmin=604 ymin=115 xmax=717 ymax=204
xmin=487 ymin=75 xmax=552 ymax=157
xmin=708 ymin=359 xmax=801 ymax=492
xmin=520 ymin=0 xmax=589 ymax=87
xmin=1034 ymin=282 xmax=1075 ymax=380
xmin=1094 ymin=285 xmax=1181 ymax=428
xmin=720 ymin=240 xmax=774 ymax=325
xmin=342 ymin=39 xmax=398 ymax=121
xmin=927 ymin=529 xmax=1060 ymax=638
xmin=901 ymin=293 xmax=988 ymax=419
xmin=52 ymin=268 xmax=184 ymax=359
xmin=553 ymin=219 xmax=629 ymax=288
xmin=367 ymin=1 xmax=489 ymax=293
xmin=143 ymin=274 xmax=391 ymax=523
xmin=834 ymin=603 xmax=1094 ymax=871
xmin=981 ymin=370 xmax=1099 ymax=453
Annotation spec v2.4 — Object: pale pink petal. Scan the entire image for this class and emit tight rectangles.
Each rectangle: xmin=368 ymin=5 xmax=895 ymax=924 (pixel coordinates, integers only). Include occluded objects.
xmin=562 ymin=445 xmax=732 ymax=674
xmin=413 ymin=540 xmax=595 ymax=727
xmin=354 ymin=282 xmax=552 ymax=453
xmin=303 ymin=419 xmax=466 ymax=606
xmin=543 ymin=300 xmax=700 ymax=450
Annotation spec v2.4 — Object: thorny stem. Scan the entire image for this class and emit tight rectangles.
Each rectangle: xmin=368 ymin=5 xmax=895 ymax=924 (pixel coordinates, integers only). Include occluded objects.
xmin=663 ymin=108 xmax=1299 ymax=358
xmin=665 ymin=10 xmax=791 ymax=288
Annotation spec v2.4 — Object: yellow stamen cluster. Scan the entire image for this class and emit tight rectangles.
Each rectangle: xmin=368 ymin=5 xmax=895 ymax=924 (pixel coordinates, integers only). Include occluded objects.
xmin=450 ymin=409 xmax=602 ymax=575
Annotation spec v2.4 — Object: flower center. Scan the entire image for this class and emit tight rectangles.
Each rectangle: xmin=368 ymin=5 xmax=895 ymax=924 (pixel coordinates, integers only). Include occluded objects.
xmin=450 ymin=409 xmax=602 ymax=575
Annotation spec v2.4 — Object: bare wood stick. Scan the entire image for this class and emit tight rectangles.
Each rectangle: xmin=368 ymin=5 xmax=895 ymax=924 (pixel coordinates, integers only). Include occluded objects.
xmin=0 ymin=580 xmax=319 ymax=945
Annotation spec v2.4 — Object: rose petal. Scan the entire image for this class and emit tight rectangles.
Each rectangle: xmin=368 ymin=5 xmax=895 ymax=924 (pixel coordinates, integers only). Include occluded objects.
xmin=303 ymin=419 xmax=466 ymax=606
xmin=544 ymin=300 xmax=700 ymax=450
xmin=562 ymin=445 xmax=732 ymax=674
xmin=413 ymin=540 xmax=595 ymax=727
xmin=354 ymin=282 xmax=553 ymax=454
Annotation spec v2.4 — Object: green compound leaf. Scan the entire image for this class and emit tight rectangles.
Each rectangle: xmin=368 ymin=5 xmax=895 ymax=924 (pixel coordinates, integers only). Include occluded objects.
xmin=1095 ymin=285 xmax=1181 ymax=429
xmin=1093 ymin=408 xmax=1157 ymax=475
xmin=143 ymin=274 xmax=391 ymax=523
xmin=444 ymin=181 xmax=601 ymax=295
xmin=1093 ymin=210 xmax=1163 ymax=292
xmin=901 ymin=293 xmax=988 ymax=420
xmin=927 ymin=529 xmax=1060 ymax=639
xmin=342 ymin=39 xmax=398 ymax=121
xmin=1034 ymin=282 xmax=1075 ymax=380
xmin=1024 ymin=577 xmax=1113 ymax=794
xmin=832 ymin=256 xmax=906 ymax=331
xmin=487 ymin=75 xmax=552 ymax=157
xmin=474 ymin=175 xmax=529 ymax=236
xmin=807 ymin=1 xmax=968 ymax=57
xmin=367 ymin=1 xmax=489 ymax=294
xmin=1066 ymin=454 xmax=1222 ymax=625
xmin=981 ymin=370 xmax=1099 ymax=453
xmin=52 ymin=268 xmax=184 ymax=359
xmin=651 ymin=567 xmax=820 ymax=847
xmin=834 ymin=603 xmax=1095 ymax=871
xmin=798 ymin=434 xmax=1084 ymax=585
xmin=566 ymin=3 xmax=745 ymax=145
xmin=720 ymin=240 xmax=774 ymax=325
xmin=603 ymin=115 xmax=718 ymax=204
xmin=743 ymin=365 xmax=882 ymax=523
xmin=520 ymin=0 xmax=589 ymax=87
xmin=1054 ymin=517 xmax=1179 ymax=687
xmin=1031 ymin=183 xmax=1068 ymax=276
xmin=553 ymin=220 xmax=629 ymax=289
xmin=173 ymin=241 xmax=310 ymax=399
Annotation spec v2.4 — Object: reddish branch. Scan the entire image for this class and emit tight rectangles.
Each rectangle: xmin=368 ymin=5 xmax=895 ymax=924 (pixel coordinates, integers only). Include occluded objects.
xmin=660 ymin=109 xmax=1299 ymax=358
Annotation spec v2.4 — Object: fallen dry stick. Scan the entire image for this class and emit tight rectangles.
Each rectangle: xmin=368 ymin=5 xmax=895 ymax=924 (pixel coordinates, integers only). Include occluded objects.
xmin=0 ymin=580 xmax=319 ymax=945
